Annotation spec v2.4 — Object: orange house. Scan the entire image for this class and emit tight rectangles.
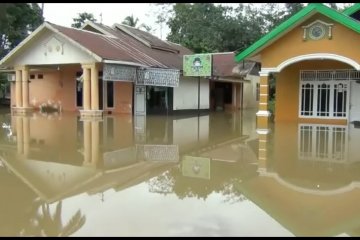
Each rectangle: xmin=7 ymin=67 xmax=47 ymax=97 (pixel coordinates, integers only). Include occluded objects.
xmin=235 ymin=3 xmax=360 ymax=129
xmin=0 ymin=21 xmax=212 ymax=118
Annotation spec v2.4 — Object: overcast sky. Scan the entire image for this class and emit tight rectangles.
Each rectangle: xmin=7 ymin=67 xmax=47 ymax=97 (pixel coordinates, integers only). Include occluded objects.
xmin=40 ymin=3 xmax=241 ymax=40
xmin=41 ymin=3 xmax=350 ymax=41
xmin=41 ymin=3 xmax=172 ymax=40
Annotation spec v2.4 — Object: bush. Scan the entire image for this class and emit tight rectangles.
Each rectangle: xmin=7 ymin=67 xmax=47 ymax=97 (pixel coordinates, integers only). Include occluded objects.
xmin=268 ymin=99 xmax=275 ymax=116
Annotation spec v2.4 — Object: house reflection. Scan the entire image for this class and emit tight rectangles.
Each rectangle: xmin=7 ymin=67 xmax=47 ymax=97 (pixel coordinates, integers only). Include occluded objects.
xmin=0 ymin=111 xmax=256 ymax=236
xmin=0 ymin=111 xmax=251 ymax=203
xmin=245 ymin=121 xmax=360 ymax=236
xmin=7 ymin=111 xmax=360 ymax=236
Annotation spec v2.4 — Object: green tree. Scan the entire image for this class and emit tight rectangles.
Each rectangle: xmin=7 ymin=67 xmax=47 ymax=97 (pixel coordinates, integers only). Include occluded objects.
xmin=121 ymin=14 xmax=139 ymax=27
xmin=327 ymin=3 xmax=338 ymax=10
xmin=166 ymin=3 xmax=268 ymax=53
xmin=167 ymin=3 xmax=232 ymax=53
xmin=139 ymin=23 xmax=155 ymax=33
xmin=283 ymin=3 xmax=304 ymax=21
xmin=0 ymin=3 xmax=43 ymax=58
xmin=151 ymin=3 xmax=173 ymax=39
xmin=71 ymin=12 xmax=97 ymax=29
xmin=21 ymin=201 xmax=86 ymax=237
xmin=0 ymin=4 xmax=43 ymax=102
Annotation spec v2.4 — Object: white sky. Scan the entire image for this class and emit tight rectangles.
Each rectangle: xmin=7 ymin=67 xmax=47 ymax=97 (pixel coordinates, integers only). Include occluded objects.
xmin=41 ymin=3 xmax=171 ymax=40
xmin=40 ymin=3 xmax=240 ymax=40
xmin=40 ymin=3 xmax=351 ymax=41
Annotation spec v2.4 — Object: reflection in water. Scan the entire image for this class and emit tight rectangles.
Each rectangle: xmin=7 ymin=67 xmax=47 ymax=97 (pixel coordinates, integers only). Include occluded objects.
xmin=299 ymin=124 xmax=348 ymax=162
xmin=0 ymin=110 xmax=360 ymax=236
xmin=20 ymin=200 xmax=85 ymax=237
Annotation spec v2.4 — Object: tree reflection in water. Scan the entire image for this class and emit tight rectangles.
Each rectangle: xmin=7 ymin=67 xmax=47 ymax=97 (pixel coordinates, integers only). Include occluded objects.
xmin=147 ymin=160 xmax=258 ymax=203
xmin=20 ymin=200 xmax=86 ymax=237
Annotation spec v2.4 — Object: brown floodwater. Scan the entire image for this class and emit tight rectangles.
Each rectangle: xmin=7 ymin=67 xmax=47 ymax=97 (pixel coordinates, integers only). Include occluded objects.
xmin=0 ymin=109 xmax=359 ymax=236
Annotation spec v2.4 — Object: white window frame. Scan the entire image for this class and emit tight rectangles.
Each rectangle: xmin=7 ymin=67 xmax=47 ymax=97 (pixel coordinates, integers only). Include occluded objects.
xmin=298 ymin=70 xmax=351 ymax=120
xmin=298 ymin=123 xmax=348 ymax=163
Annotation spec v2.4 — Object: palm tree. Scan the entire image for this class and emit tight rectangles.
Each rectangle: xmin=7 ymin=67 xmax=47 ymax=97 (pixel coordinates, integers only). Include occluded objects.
xmin=20 ymin=200 xmax=86 ymax=237
xmin=121 ymin=14 xmax=139 ymax=27
xmin=139 ymin=23 xmax=155 ymax=33
xmin=72 ymin=12 xmax=97 ymax=28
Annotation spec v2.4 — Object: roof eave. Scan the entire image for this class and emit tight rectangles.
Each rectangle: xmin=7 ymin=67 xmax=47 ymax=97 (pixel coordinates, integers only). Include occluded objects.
xmin=46 ymin=23 xmax=103 ymax=63
xmin=0 ymin=22 xmax=104 ymax=67
xmin=0 ymin=22 xmax=48 ymax=67
xmin=235 ymin=3 xmax=360 ymax=63
xmin=80 ymin=21 xmax=117 ymax=38
xmin=235 ymin=4 xmax=319 ymax=62
xmin=342 ymin=3 xmax=360 ymax=16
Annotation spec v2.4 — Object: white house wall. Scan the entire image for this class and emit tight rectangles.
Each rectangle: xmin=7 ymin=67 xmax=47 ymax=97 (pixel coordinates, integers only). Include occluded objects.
xmin=173 ymin=77 xmax=209 ymax=110
xmin=172 ymin=115 xmax=209 ymax=150
xmin=8 ymin=29 xmax=96 ymax=67
xmin=243 ymin=75 xmax=259 ymax=109
xmin=7 ymin=159 xmax=97 ymax=199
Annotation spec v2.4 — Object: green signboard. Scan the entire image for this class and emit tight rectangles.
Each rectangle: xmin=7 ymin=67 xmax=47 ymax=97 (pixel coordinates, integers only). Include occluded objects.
xmin=183 ymin=54 xmax=212 ymax=77
xmin=181 ymin=155 xmax=210 ymax=179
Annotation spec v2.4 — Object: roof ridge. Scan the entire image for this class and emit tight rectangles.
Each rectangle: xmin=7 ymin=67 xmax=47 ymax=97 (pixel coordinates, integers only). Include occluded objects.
xmin=50 ymin=22 xmax=118 ymax=39
xmin=235 ymin=3 xmax=360 ymax=62
xmin=342 ymin=3 xmax=360 ymax=16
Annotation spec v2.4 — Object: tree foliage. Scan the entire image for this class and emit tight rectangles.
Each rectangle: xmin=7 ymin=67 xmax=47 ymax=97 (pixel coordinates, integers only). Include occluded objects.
xmin=166 ymin=3 xmax=282 ymax=53
xmin=121 ymin=14 xmax=139 ymax=27
xmin=139 ymin=23 xmax=155 ymax=33
xmin=163 ymin=3 xmax=353 ymax=54
xmin=0 ymin=3 xmax=43 ymax=100
xmin=71 ymin=12 xmax=97 ymax=29
xmin=0 ymin=3 xmax=43 ymax=58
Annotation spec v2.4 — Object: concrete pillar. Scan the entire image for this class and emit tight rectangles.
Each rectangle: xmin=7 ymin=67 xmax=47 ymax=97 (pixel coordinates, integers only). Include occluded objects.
xmin=23 ymin=117 xmax=30 ymax=157
xmin=22 ymin=66 xmax=29 ymax=108
xmin=236 ymin=83 xmax=241 ymax=109
xmin=91 ymin=121 xmax=99 ymax=167
xmin=16 ymin=116 xmax=23 ymax=155
xmin=91 ymin=63 xmax=99 ymax=110
xmin=15 ymin=69 xmax=22 ymax=108
xmin=257 ymin=130 xmax=270 ymax=173
xmin=82 ymin=66 xmax=91 ymax=110
xmin=83 ymin=121 xmax=92 ymax=165
xmin=232 ymin=82 xmax=237 ymax=110
xmin=256 ymin=73 xmax=271 ymax=129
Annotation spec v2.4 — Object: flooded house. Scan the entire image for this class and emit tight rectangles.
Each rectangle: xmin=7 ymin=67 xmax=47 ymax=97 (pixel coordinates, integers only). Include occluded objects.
xmin=210 ymin=52 xmax=260 ymax=111
xmin=0 ymin=21 xmax=210 ymax=117
xmin=235 ymin=3 xmax=360 ymax=130
xmin=0 ymin=21 xmax=260 ymax=119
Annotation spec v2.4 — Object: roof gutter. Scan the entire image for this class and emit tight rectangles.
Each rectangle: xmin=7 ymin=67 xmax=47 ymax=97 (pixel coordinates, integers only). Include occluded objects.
xmin=103 ymin=59 xmax=148 ymax=68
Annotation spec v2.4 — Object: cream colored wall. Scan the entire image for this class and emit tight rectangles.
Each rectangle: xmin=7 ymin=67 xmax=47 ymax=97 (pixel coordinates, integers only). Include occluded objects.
xmin=275 ymin=60 xmax=351 ymax=122
xmin=7 ymin=29 xmax=96 ymax=67
xmin=10 ymin=83 xmax=15 ymax=107
xmin=260 ymin=14 xmax=360 ymax=68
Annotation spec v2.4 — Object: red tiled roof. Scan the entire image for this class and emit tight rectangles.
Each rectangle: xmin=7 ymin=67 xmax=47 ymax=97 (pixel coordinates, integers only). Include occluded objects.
xmin=49 ymin=22 xmax=193 ymax=70
xmin=116 ymin=24 xmax=177 ymax=52
xmin=94 ymin=23 xmax=194 ymax=69
xmin=212 ymin=52 xmax=258 ymax=78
